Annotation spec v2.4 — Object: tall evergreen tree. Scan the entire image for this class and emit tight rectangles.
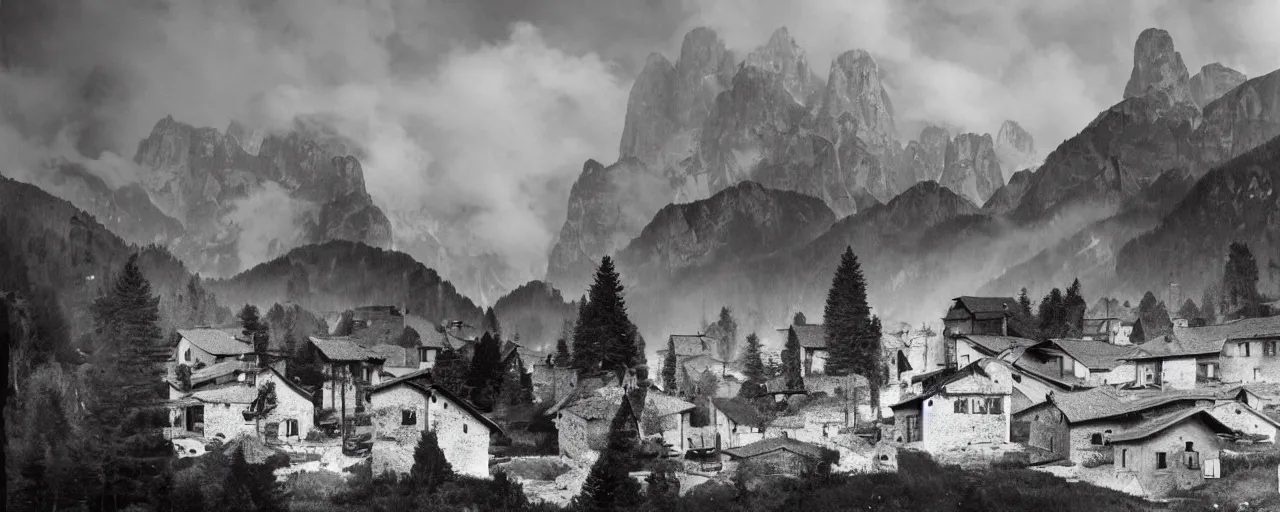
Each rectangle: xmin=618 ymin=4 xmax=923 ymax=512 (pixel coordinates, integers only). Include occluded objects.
xmin=1064 ymin=279 xmax=1087 ymax=337
xmin=661 ymin=337 xmax=679 ymax=393
xmin=574 ymin=394 xmax=643 ymax=511
xmin=239 ymin=304 xmax=269 ymax=353
xmin=1177 ymin=299 xmax=1201 ymax=322
xmin=410 ymin=430 xmax=454 ymax=492
xmin=742 ymin=333 xmax=765 ymax=384
xmin=781 ymin=327 xmax=802 ymax=389
xmin=1223 ymin=241 xmax=1262 ymax=317
xmin=823 ymin=247 xmax=879 ymax=382
xmin=1017 ymin=288 xmax=1034 ymax=319
xmin=1038 ymin=288 xmax=1066 ymax=338
xmin=432 ymin=346 xmax=468 ymax=396
xmin=554 ymin=336 xmax=573 ymax=368
xmin=1136 ymin=291 xmax=1173 ymax=339
xmin=483 ymin=307 xmax=502 ymax=340
xmin=1130 ymin=318 xmax=1146 ymax=344
xmin=467 ymin=332 xmax=503 ymax=408
xmin=574 ymin=257 xmax=638 ymax=376
xmin=793 ymin=311 xmax=807 ymax=326
xmin=89 ymin=253 xmax=173 ymax=510
xmin=714 ymin=307 xmax=738 ymax=362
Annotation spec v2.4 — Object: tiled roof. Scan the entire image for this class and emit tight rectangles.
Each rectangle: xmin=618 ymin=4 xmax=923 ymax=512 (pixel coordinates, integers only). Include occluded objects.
xmin=1212 ymin=402 xmax=1280 ymax=429
xmin=645 ymin=393 xmax=696 ymax=417
xmin=1047 ymin=339 xmax=1138 ymax=370
xmin=563 ymin=387 xmax=628 ymax=421
xmin=661 ymin=335 xmax=715 ymax=357
xmin=1238 ymin=382 xmax=1280 ymax=399
xmin=189 ymin=384 xmax=260 ymax=404
xmin=769 ymin=415 xmax=806 ymax=429
xmin=190 ymin=360 xmax=256 ymax=386
xmin=1176 ymin=317 xmax=1280 ymax=344
xmin=223 ymin=434 xmax=286 ymax=464
xmin=956 ymin=296 xmax=1019 ymax=313
xmin=1082 ymin=318 xmax=1118 ymax=336
xmin=309 ymin=336 xmax=384 ymax=362
xmin=368 ymin=344 xmax=410 ymax=367
xmin=179 ymin=328 xmax=254 ymax=356
xmin=789 ymin=324 xmax=826 ymax=349
xmin=891 ymin=360 xmax=999 ymax=409
xmin=370 ymin=368 xmax=433 ymax=391
xmin=1109 ymin=407 xmax=1232 ymax=443
xmin=722 ymin=437 xmax=836 ymax=462
xmin=1048 ymin=387 xmax=1215 ymax=423
xmin=403 ymin=315 xmax=448 ymax=349
xmin=710 ymin=397 xmax=767 ymax=427
xmin=962 ymin=335 xmax=1037 ymax=356
xmin=370 ymin=375 xmax=503 ymax=434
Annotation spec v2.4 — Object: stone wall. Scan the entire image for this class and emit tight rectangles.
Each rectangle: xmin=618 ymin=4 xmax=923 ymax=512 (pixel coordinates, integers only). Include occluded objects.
xmin=921 ymin=394 xmax=1010 ymax=448
xmin=556 ymin=412 xmax=605 ymax=461
xmin=1111 ymin=417 xmax=1222 ymax=498
xmin=1221 ymin=339 xmax=1280 ymax=383
xmin=1087 ymin=363 xmax=1135 ymax=386
xmin=177 ymin=337 xmax=218 ymax=367
xmin=428 ymin=389 xmax=492 ymax=478
xmin=1013 ymin=404 xmax=1070 ymax=460
xmin=257 ymin=372 xmax=315 ymax=441
xmin=202 ymin=401 xmax=255 ymax=441
xmin=1068 ymin=420 xmax=1123 ymax=462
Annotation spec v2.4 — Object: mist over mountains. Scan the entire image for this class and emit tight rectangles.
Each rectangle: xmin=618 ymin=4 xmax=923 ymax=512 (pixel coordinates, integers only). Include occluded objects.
xmin=3 ymin=1 xmax=1280 ymax=358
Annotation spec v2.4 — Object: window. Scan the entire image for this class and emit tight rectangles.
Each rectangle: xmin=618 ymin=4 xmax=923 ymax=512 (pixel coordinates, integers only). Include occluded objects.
xmin=954 ymin=399 xmax=970 ymax=414
xmin=961 ymin=354 xmax=970 ymax=365
xmin=1266 ymin=341 xmax=1277 ymax=357
xmin=1184 ymin=443 xmax=1200 ymax=470
xmin=1121 ymin=449 xmax=1127 ymax=468
xmin=183 ymin=348 xmax=192 ymax=363
xmin=973 ymin=398 xmax=989 ymax=414
xmin=463 ymin=424 xmax=468 ymax=434
xmin=1242 ymin=342 xmax=1251 ymax=357
xmin=986 ymin=397 xmax=1003 ymax=415
xmin=402 ymin=410 xmax=417 ymax=426
xmin=1156 ymin=452 xmax=1167 ymax=469
xmin=1090 ymin=433 xmax=1104 ymax=445
xmin=285 ymin=419 xmax=299 ymax=437
xmin=1103 ymin=430 xmax=1112 ymax=446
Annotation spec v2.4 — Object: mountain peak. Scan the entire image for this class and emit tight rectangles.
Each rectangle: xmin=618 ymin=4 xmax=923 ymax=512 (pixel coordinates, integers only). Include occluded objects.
xmin=1122 ymin=28 xmax=1193 ymax=106
xmin=744 ymin=26 xmax=817 ymax=103
xmin=1190 ymin=62 xmax=1246 ymax=107
xmin=672 ymin=26 xmax=735 ymax=129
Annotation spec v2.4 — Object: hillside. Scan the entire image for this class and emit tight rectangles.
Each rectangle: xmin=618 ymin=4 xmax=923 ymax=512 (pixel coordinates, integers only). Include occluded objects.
xmin=207 ymin=240 xmax=484 ymax=326
xmin=492 ymin=280 xmax=578 ymax=350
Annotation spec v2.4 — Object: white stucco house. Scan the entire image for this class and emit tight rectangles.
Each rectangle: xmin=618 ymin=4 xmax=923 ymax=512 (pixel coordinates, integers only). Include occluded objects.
xmin=166 ymin=365 xmax=315 ymax=443
xmin=175 ymin=328 xmax=256 ymax=367
xmin=369 ymin=370 xmax=504 ymax=478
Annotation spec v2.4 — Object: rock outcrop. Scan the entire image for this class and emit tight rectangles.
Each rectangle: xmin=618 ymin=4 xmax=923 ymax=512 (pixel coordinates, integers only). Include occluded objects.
xmin=1190 ymin=63 xmax=1247 ymax=108
xmin=901 ymin=125 xmax=950 ymax=184
xmin=994 ymin=120 xmax=1038 ymax=178
xmin=1122 ymin=28 xmax=1195 ymax=107
xmin=981 ymin=168 xmax=1035 ymax=215
xmin=939 ymin=133 xmax=1004 ymax=206
xmin=618 ymin=53 xmax=677 ymax=171
xmin=816 ymin=50 xmax=902 ymax=199
xmin=132 ymin=116 xmax=393 ymax=277
xmin=743 ymin=27 xmax=823 ymax=105
xmin=1191 ymin=70 xmax=1280 ymax=174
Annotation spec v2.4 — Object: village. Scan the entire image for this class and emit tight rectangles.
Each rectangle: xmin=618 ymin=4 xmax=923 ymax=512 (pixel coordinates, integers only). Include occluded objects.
xmin=158 ymin=279 xmax=1280 ymax=506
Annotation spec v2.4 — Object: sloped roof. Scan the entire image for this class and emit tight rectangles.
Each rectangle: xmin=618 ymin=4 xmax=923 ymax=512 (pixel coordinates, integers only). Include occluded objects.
xmin=645 ymin=393 xmax=696 ymax=417
xmin=769 ymin=415 xmax=806 ymax=429
xmin=1048 ymin=387 xmax=1215 ymax=423
xmin=179 ymin=328 xmax=254 ymax=356
xmin=1212 ymin=401 xmax=1280 ymax=430
xmin=370 ymin=377 xmax=503 ymax=434
xmin=368 ymin=344 xmax=410 ymax=367
xmin=946 ymin=297 xmax=1018 ymax=320
xmin=661 ymin=335 xmax=715 ymax=357
xmin=403 ymin=314 xmax=448 ymax=349
xmin=309 ymin=336 xmax=385 ymax=362
xmin=190 ymin=360 xmax=256 ymax=386
xmin=710 ymin=397 xmax=767 ymax=427
xmin=1109 ymin=407 xmax=1233 ymax=443
xmin=961 ymin=335 xmax=1037 ymax=356
xmin=789 ymin=324 xmax=826 ymax=349
xmin=722 ymin=437 xmax=836 ymax=462
xmin=1176 ymin=317 xmax=1280 ymax=344
xmin=370 ymin=368 xmax=433 ymax=391
xmin=1046 ymin=339 xmax=1138 ymax=370
xmin=891 ymin=359 xmax=1008 ymax=409
xmin=562 ymin=387 xmax=628 ymax=421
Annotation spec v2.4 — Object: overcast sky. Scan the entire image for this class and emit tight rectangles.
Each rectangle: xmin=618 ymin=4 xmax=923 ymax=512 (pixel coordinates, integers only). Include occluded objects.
xmin=2 ymin=0 xmax=1278 ymax=284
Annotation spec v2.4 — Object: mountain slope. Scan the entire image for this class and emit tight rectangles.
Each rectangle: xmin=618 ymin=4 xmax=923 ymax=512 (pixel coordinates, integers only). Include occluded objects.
xmin=492 ymin=280 xmax=578 ymax=350
xmin=1116 ymin=135 xmax=1280 ymax=296
xmin=207 ymin=240 xmax=483 ymax=326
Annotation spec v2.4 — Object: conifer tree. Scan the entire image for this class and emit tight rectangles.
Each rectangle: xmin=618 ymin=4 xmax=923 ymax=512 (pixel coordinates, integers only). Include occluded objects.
xmin=661 ymin=337 xmax=679 ymax=394
xmin=468 ymin=333 xmax=503 ymax=408
xmin=1178 ymin=299 xmax=1201 ymax=323
xmin=714 ymin=306 xmax=738 ymax=362
xmin=239 ymin=304 xmax=268 ymax=353
xmin=1130 ymin=318 xmax=1146 ymax=344
xmin=89 ymin=253 xmax=172 ymax=510
xmin=483 ymin=307 xmax=502 ymax=340
xmin=793 ymin=311 xmax=807 ymax=326
xmin=1038 ymin=288 xmax=1066 ymax=338
xmin=781 ymin=327 xmax=802 ymax=389
xmin=574 ymin=257 xmax=638 ymax=375
xmin=1201 ymin=285 xmax=1219 ymax=324
xmin=574 ymin=394 xmax=643 ymax=511
xmin=1017 ymin=288 xmax=1034 ymax=319
xmin=222 ymin=445 xmax=287 ymax=512
xmin=823 ymin=247 xmax=880 ymax=401
xmin=1064 ymin=279 xmax=1087 ymax=337
xmin=410 ymin=430 xmax=454 ymax=492
xmin=432 ymin=346 xmax=468 ymax=395
xmin=554 ymin=336 xmax=573 ymax=368
xmin=742 ymin=332 xmax=765 ymax=384
xmin=1223 ymin=241 xmax=1261 ymax=314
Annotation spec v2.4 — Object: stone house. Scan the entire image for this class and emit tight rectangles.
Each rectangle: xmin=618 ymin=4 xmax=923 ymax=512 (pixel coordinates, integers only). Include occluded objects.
xmin=167 ymin=365 xmax=314 ymax=442
xmin=1110 ymin=408 xmax=1233 ymax=498
xmin=709 ymin=397 xmax=768 ymax=449
xmin=951 ymin=334 xmax=1037 ymax=368
xmin=1125 ymin=317 xmax=1280 ymax=389
xmin=403 ymin=314 xmax=449 ymax=370
xmin=554 ymin=387 xmax=639 ymax=461
xmin=183 ymin=360 xmax=260 ymax=390
xmin=1082 ymin=317 xmax=1127 ymax=345
xmin=1019 ymin=339 xmax=1138 ymax=387
xmin=722 ymin=437 xmax=839 ymax=476
xmin=1207 ymin=401 xmax=1280 ymax=442
xmin=368 ymin=344 xmax=421 ymax=378
xmin=639 ymin=393 xmax=698 ymax=454
xmin=368 ymin=370 xmax=504 ymax=478
xmin=657 ymin=334 xmax=718 ymax=360
xmin=175 ymin=328 xmax=256 ymax=367
xmin=309 ymin=336 xmax=386 ymax=416
xmin=1011 ymin=386 xmax=1216 ymax=464
xmin=889 ymin=358 xmax=1013 ymax=448
xmin=1226 ymin=381 xmax=1280 ymax=410
xmin=776 ymin=324 xmax=828 ymax=377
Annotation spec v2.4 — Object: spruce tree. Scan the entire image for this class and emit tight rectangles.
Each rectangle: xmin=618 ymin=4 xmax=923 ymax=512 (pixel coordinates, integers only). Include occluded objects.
xmin=742 ymin=332 xmax=765 ymax=384
xmin=483 ymin=307 xmax=502 ymax=340
xmin=554 ymin=336 xmax=573 ymax=368
xmin=1201 ymin=285 xmax=1219 ymax=324
xmin=239 ymin=304 xmax=268 ymax=353
xmin=432 ymin=347 xmax=468 ymax=395
xmin=781 ymin=327 xmax=802 ymax=389
xmin=1064 ymin=279 xmax=1087 ymax=337
xmin=1038 ymin=288 xmax=1066 ymax=338
xmin=715 ymin=307 xmax=738 ymax=362
xmin=823 ymin=247 xmax=878 ymax=386
xmin=793 ymin=311 xmax=807 ymax=326
xmin=1130 ymin=318 xmax=1146 ymax=344
xmin=410 ymin=430 xmax=454 ymax=492
xmin=661 ymin=337 xmax=679 ymax=393
xmin=574 ymin=395 xmax=643 ymax=511
xmin=575 ymin=257 xmax=638 ymax=375
xmin=468 ymin=333 xmax=503 ymax=408
xmin=1017 ymin=288 xmax=1034 ymax=319
xmin=1178 ymin=299 xmax=1200 ymax=322
xmin=89 ymin=253 xmax=172 ymax=510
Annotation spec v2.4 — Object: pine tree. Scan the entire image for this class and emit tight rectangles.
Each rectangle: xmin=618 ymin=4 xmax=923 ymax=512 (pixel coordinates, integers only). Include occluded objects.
xmin=468 ymin=333 xmax=503 ymax=408
xmin=239 ymin=304 xmax=268 ymax=353
xmin=661 ymin=337 xmax=679 ymax=394
xmin=575 ymin=257 xmax=638 ymax=376
xmin=89 ymin=253 xmax=172 ymax=510
xmin=1223 ymin=241 xmax=1262 ymax=317
xmin=1178 ymin=299 xmax=1200 ymax=322
xmin=1017 ymin=288 xmax=1034 ymax=319
xmin=483 ymin=307 xmax=502 ymax=340
xmin=1064 ymin=279 xmax=1087 ymax=337
xmin=1038 ymin=288 xmax=1066 ymax=338
xmin=781 ymin=327 xmax=802 ymax=389
xmin=554 ymin=336 xmax=573 ymax=368
xmin=1130 ymin=318 xmax=1146 ymax=344
xmin=793 ymin=311 xmax=807 ymax=326
xmin=714 ymin=307 xmax=738 ymax=362
xmin=742 ymin=333 xmax=765 ymax=383
xmin=410 ymin=430 xmax=454 ymax=492
xmin=1136 ymin=291 xmax=1172 ymax=339
xmin=823 ymin=247 xmax=878 ymax=387
xmin=574 ymin=395 xmax=643 ymax=511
